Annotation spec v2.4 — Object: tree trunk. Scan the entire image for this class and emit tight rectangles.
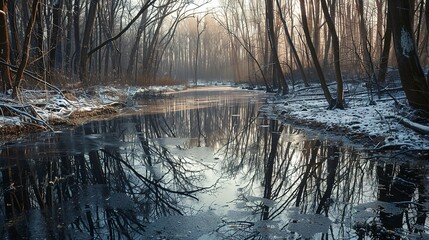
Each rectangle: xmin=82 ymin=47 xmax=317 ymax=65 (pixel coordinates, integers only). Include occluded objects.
xmin=320 ymin=0 xmax=344 ymax=108
xmin=49 ymin=0 xmax=63 ymax=70
xmin=7 ymin=0 xmax=19 ymax=65
xmin=12 ymin=0 xmax=40 ymax=98
xmin=266 ymin=0 xmax=288 ymax=94
xmin=299 ymin=0 xmax=334 ymax=107
xmin=388 ymin=0 xmax=429 ymax=112
xmin=127 ymin=12 xmax=147 ymax=76
xmin=73 ymin=0 xmax=81 ymax=74
xmin=276 ymin=0 xmax=309 ymax=87
xmin=79 ymin=0 xmax=98 ymax=82
xmin=426 ymin=0 xmax=429 ymax=33
xmin=0 ymin=1 xmax=12 ymax=92
xmin=374 ymin=0 xmax=384 ymax=60
xmin=32 ymin=1 xmax=44 ymax=76
xmin=64 ymin=1 xmax=72 ymax=72
xmin=378 ymin=14 xmax=392 ymax=83
xmin=356 ymin=0 xmax=379 ymax=99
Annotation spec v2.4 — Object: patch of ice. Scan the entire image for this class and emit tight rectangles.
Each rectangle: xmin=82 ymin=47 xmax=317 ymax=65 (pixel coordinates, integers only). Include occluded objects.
xmin=354 ymin=201 xmax=402 ymax=216
xmin=287 ymin=213 xmax=331 ymax=239
xmin=143 ymin=211 xmax=221 ymax=240
xmin=153 ymin=137 xmax=188 ymax=146
xmin=226 ymin=210 xmax=254 ymax=220
xmin=246 ymin=196 xmax=276 ymax=207
xmin=168 ymin=146 xmax=214 ymax=161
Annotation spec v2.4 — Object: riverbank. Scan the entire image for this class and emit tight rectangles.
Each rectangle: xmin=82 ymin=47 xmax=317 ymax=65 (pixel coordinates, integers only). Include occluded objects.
xmin=0 ymin=85 xmax=185 ymax=141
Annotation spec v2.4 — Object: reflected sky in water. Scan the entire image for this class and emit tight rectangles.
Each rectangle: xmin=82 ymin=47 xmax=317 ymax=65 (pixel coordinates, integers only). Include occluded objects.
xmin=0 ymin=87 xmax=428 ymax=239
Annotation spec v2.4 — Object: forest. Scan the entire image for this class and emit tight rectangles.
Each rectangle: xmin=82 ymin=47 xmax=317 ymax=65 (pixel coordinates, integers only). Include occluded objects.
xmin=0 ymin=0 xmax=427 ymax=110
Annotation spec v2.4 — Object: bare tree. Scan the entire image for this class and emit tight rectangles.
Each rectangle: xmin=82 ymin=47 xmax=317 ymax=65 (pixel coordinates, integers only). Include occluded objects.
xmin=7 ymin=0 xmax=19 ymax=65
xmin=377 ymin=5 xmax=391 ymax=83
xmin=266 ymin=0 xmax=288 ymax=94
xmin=299 ymin=0 xmax=334 ymax=108
xmin=355 ymin=0 xmax=378 ymax=98
xmin=276 ymin=0 xmax=309 ymax=87
xmin=49 ymin=0 xmax=63 ymax=70
xmin=79 ymin=0 xmax=98 ymax=82
xmin=320 ymin=0 xmax=344 ymax=108
xmin=12 ymin=0 xmax=40 ymax=98
xmin=194 ymin=15 xmax=207 ymax=85
xmin=0 ymin=0 xmax=12 ymax=92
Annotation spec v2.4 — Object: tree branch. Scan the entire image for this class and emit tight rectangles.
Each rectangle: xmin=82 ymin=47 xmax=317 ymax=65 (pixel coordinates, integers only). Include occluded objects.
xmin=87 ymin=0 xmax=156 ymax=57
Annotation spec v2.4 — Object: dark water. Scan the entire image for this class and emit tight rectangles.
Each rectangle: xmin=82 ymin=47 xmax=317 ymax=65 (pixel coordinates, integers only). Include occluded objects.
xmin=0 ymin=87 xmax=428 ymax=239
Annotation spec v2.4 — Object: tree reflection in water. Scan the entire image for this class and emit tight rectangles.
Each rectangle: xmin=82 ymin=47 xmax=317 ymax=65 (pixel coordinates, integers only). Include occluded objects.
xmin=219 ymin=112 xmax=429 ymax=239
xmin=0 ymin=88 xmax=428 ymax=239
xmin=0 ymin=112 xmax=215 ymax=239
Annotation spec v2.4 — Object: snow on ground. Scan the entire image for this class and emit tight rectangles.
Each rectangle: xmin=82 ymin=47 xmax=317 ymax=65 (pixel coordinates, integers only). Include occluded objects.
xmin=0 ymin=85 xmax=189 ymax=137
xmin=260 ymin=83 xmax=429 ymax=151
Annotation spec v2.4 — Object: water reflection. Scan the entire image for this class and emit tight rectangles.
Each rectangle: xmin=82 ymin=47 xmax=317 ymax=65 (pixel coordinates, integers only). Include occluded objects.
xmin=218 ymin=114 xmax=428 ymax=239
xmin=0 ymin=87 xmax=428 ymax=239
xmin=0 ymin=118 xmax=210 ymax=239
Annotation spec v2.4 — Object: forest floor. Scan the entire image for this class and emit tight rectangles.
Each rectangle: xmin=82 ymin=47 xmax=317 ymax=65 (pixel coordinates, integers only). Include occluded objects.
xmin=1 ymin=82 xmax=428 ymax=158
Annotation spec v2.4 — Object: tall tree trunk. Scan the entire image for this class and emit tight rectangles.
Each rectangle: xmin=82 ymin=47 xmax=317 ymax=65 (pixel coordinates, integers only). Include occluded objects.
xmin=12 ymin=0 xmax=40 ymax=98
xmin=49 ymin=0 xmax=63 ymax=70
xmin=356 ymin=0 xmax=379 ymax=99
xmin=32 ymin=1 xmax=44 ymax=76
xmin=79 ymin=0 xmax=98 ymax=82
xmin=266 ymin=0 xmax=288 ymax=94
xmin=320 ymin=0 xmax=344 ymax=108
xmin=127 ymin=12 xmax=147 ymax=76
xmin=276 ymin=0 xmax=309 ymax=87
xmin=374 ymin=0 xmax=384 ymax=60
xmin=64 ymin=1 xmax=72 ymax=72
xmin=194 ymin=16 xmax=207 ymax=85
xmin=7 ymin=0 xmax=19 ymax=65
xmin=0 ymin=1 xmax=12 ymax=92
xmin=426 ymin=0 xmax=429 ymax=33
xmin=299 ymin=0 xmax=334 ymax=107
xmin=377 ymin=14 xmax=392 ymax=83
xmin=73 ymin=0 xmax=81 ymax=74
xmin=388 ymin=0 xmax=429 ymax=112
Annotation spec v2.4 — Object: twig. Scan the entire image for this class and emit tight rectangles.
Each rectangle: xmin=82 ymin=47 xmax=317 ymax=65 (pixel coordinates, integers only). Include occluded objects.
xmin=0 ymin=60 xmax=74 ymax=106
xmin=0 ymin=103 xmax=54 ymax=131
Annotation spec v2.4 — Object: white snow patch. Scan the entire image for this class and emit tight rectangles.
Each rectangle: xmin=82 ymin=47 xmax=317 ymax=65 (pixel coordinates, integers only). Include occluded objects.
xmin=0 ymin=116 xmax=21 ymax=126
xmin=401 ymin=27 xmax=414 ymax=58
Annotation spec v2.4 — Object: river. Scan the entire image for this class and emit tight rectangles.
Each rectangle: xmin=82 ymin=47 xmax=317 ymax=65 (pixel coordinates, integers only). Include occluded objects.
xmin=0 ymin=86 xmax=427 ymax=239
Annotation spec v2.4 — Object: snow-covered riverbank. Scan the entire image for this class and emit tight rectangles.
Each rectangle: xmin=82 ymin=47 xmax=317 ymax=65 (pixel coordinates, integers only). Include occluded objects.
xmin=260 ymin=83 xmax=429 ymax=154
